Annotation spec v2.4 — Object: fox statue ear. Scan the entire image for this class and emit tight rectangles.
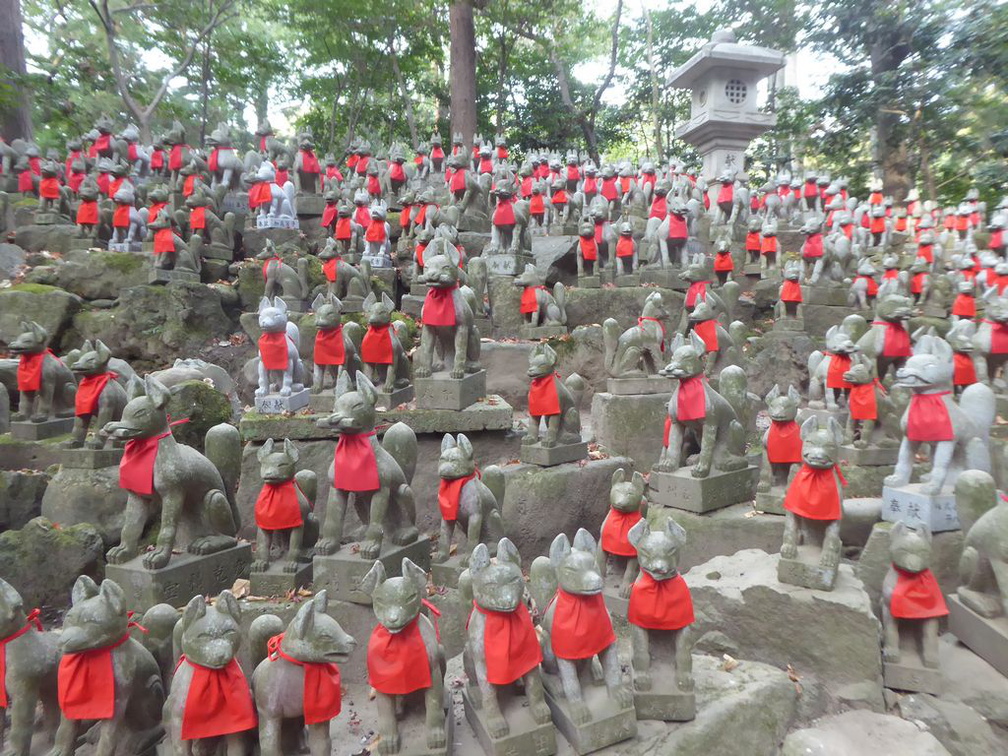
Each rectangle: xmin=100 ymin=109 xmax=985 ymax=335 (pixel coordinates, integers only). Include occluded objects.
xmin=181 ymin=595 xmax=207 ymax=632
xmin=440 ymin=433 xmax=456 ymax=453
xmin=71 ymin=575 xmax=100 ymax=605
xmin=257 ymin=437 xmax=275 ymax=462
xmin=358 ymin=561 xmax=386 ymax=597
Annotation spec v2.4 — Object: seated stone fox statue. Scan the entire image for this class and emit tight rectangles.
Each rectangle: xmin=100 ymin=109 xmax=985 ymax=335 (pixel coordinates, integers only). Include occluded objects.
xmin=9 ymin=320 xmax=76 ymax=422
xmin=103 ymin=376 xmax=242 ymax=570
xmin=603 ymin=291 xmax=671 ymax=378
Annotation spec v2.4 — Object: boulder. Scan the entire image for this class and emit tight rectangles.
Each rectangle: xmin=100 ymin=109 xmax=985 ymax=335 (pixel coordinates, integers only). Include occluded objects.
xmin=747 ymin=330 xmax=818 ymax=397
xmin=781 ymin=711 xmax=950 ymax=756
xmin=685 ymin=549 xmax=884 ymax=717
xmin=40 ymin=464 xmax=127 ymax=545
xmin=938 ymin=635 xmax=1008 ymax=728
xmin=0 ymin=469 xmax=49 ymax=530
xmin=895 ymin=693 xmax=1006 ymax=756
xmin=13 ymin=223 xmax=81 ymax=255
xmin=0 ymin=517 xmax=105 ymax=612
xmin=0 ymin=242 xmax=26 ymax=279
xmin=25 ymin=249 xmax=149 ymax=300
xmin=164 ymin=380 xmax=235 ymax=451
xmin=0 ymin=284 xmax=82 ymax=347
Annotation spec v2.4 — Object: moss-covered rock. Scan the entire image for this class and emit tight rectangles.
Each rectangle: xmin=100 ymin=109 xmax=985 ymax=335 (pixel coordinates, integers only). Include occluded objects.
xmin=0 ymin=469 xmax=49 ymax=530
xmin=165 ymin=379 xmax=234 ymax=451
xmin=25 ymin=249 xmax=148 ymax=301
xmin=0 ymin=284 xmax=82 ymax=347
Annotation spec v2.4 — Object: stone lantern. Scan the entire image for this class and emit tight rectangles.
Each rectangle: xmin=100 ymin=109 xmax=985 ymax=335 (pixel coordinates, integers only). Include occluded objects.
xmin=668 ymin=29 xmax=786 ymax=180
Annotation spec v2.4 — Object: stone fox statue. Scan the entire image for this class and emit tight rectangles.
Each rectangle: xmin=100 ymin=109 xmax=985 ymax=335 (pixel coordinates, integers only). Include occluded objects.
xmin=603 ymin=291 xmax=671 ymax=378
xmin=524 ymin=343 xmax=585 ymax=447
xmin=8 ymin=320 xmax=76 ymax=422
xmin=103 ymin=376 xmax=241 ymax=570
xmin=514 ymin=263 xmax=567 ymax=327
xmin=67 ymin=339 xmax=127 ymax=449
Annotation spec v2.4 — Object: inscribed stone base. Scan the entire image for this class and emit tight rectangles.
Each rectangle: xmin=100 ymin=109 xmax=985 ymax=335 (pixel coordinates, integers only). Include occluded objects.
xmin=605 ymin=376 xmax=675 ymax=396
xmin=520 ymin=324 xmax=568 ymax=340
xmin=59 ymin=447 xmax=123 ymax=469
xmin=881 ymin=484 xmax=959 ymax=533
xmin=256 ymin=214 xmax=299 ymax=230
xmin=641 ymin=268 xmax=687 ymax=291
xmin=754 ymin=487 xmax=786 ymax=516
xmin=380 ymin=396 xmax=514 ymax=434
xmin=462 ymin=686 xmax=557 ymax=756
xmin=430 ymin=552 xmax=465 ymax=589
xmin=577 ymin=274 xmax=602 ymax=289
xmin=883 ymin=651 xmax=941 ymax=695
xmin=415 ymin=370 xmax=486 ymax=410
xmin=374 ymin=384 xmax=414 ymax=411
xmin=647 ymin=466 xmax=758 ymax=514
xmin=221 ymin=192 xmax=249 ymax=216
xmin=839 ymin=444 xmax=899 ymax=466
xmin=484 ymin=252 xmax=533 ymax=276
xmin=542 ymin=677 xmax=636 ymax=755
xmin=633 ymin=679 xmax=696 ymax=722
xmin=615 ymin=273 xmax=641 ymax=288
xmin=149 ymin=268 xmax=199 ymax=285
xmin=254 ymin=387 xmax=310 ymax=415
xmin=777 ymin=545 xmax=838 ymax=591
xmin=947 ymin=595 xmax=1008 ymax=676
xmin=519 ymin=440 xmax=587 ymax=467
xmin=10 ymin=417 xmax=74 ymax=441
xmin=591 ymin=391 xmax=669 ymax=471
xmin=106 ymin=543 xmax=252 ymax=613
xmin=313 ymin=536 xmax=431 ymax=605
xmin=249 ymin=559 xmax=312 ymax=598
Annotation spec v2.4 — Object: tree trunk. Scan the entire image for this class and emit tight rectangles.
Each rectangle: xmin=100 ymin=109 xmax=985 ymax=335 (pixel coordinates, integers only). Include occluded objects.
xmin=449 ymin=0 xmax=478 ymax=151
xmin=199 ymin=40 xmax=211 ymax=145
xmin=0 ymin=0 xmax=34 ymax=141
xmin=644 ymin=6 xmax=662 ymax=159
xmin=388 ymin=37 xmax=418 ymax=150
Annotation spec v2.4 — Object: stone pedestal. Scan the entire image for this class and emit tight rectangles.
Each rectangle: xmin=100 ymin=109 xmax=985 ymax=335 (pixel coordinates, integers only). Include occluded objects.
xmin=881 ymin=484 xmax=959 ymax=533
xmin=648 ymin=466 xmax=757 ymax=514
xmin=415 ymin=370 xmax=485 ymax=411
xmin=149 ymin=268 xmax=200 ymax=285
xmin=772 ymin=318 xmax=805 ymax=333
xmin=380 ymin=396 xmax=514 ymax=434
xmin=254 ymin=388 xmax=310 ymax=415
xmin=605 ymin=376 xmax=675 ymax=396
xmin=60 ymin=447 xmax=123 ymax=469
xmin=374 ymin=384 xmax=414 ymax=411
xmin=754 ymin=487 xmax=786 ymax=515
xmin=313 ymin=536 xmax=431 ymax=605
xmin=777 ymin=545 xmax=838 ymax=591
xmin=614 ymin=273 xmax=641 ymax=288
xmin=484 ymin=252 xmax=534 ymax=276
xmin=577 ymin=274 xmax=602 ymax=289
xmin=641 ymin=267 xmax=687 ymax=290
xmin=308 ymin=390 xmax=336 ymax=414
xmin=295 ymin=194 xmax=325 ymax=217
xmin=541 ymin=676 xmax=636 ymax=755
xmin=947 ymin=595 xmax=1008 ymax=676
xmin=883 ymin=644 xmax=941 ymax=695
xmin=463 ymin=686 xmax=557 ymax=756
xmin=106 ymin=543 xmax=252 ymax=613
xmin=256 ymin=214 xmax=299 ymax=230
xmin=634 ymin=677 xmax=696 ymax=722
xmin=68 ymin=237 xmax=99 ymax=251
xmin=221 ymin=192 xmax=249 ymax=216
xmin=203 ymin=242 xmax=233 ymax=261
xmin=10 ymin=417 xmax=74 ymax=441
xmin=591 ymin=392 xmax=670 ymax=471
xmin=34 ymin=212 xmax=60 ymax=226
xmin=520 ymin=324 xmax=568 ymax=340
xmin=839 ymin=444 xmax=899 ymax=466
xmin=249 ymin=560 xmax=312 ymax=598
xmin=743 ymin=262 xmax=763 ymax=278
xmin=802 ymin=286 xmax=849 ymax=307
xmin=519 ymin=440 xmax=587 ymax=467
xmin=430 ymin=553 xmax=466 ymax=589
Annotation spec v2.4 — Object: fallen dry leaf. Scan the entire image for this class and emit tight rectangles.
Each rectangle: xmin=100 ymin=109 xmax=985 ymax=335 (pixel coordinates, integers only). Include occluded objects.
xmin=230 ymin=579 xmax=250 ymax=599
xmin=721 ymin=653 xmax=739 ymax=672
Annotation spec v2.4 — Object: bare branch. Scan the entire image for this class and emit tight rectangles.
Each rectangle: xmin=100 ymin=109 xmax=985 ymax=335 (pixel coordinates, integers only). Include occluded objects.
xmin=591 ymin=0 xmax=623 ymax=115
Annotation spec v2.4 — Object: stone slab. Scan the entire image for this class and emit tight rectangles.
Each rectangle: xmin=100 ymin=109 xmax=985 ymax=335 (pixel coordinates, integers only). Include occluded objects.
xmin=34 ymin=212 xmax=60 ymax=226
xmin=633 ymin=681 xmax=696 ymax=722
xmin=641 ymin=268 xmax=687 ymax=291
xmin=591 ymin=392 xmax=669 ymax=471
xmin=648 ymin=466 xmax=758 ymax=514
xmin=577 ymin=275 xmax=602 ymax=289
xmin=68 ymin=237 xmax=99 ymax=251
xmin=10 ymin=417 xmax=75 ymax=441
xmin=542 ymin=678 xmax=636 ymax=755
xmin=254 ymin=387 xmax=310 ymax=415
xmin=839 ymin=444 xmax=899 ymax=466
xmin=256 ymin=214 xmax=299 ymax=230
xmin=520 ymin=324 xmax=568 ymax=340
xmin=798 ymin=406 xmax=849 ymax=426
xmin=374 ymin=384 xmax=414 ymax=411
xmin=777 ymin=545 xmax=838 ymax=591
xmin=308 ymin=390 xmax=335 ymax=414
xmin=221 ymin=192 xmax=249 ymax=216
xmin=948 ymin=595 xmax=1008 ymax=677
xmin=59 ymin=447 xmax=123 ymax=469
xmin=313 ymin=536 xmax=431 ymax=604
xmin=108 ymin=241 xmax=143 ymax=253
xmin=430 ymin=553 xmax=465 ymax=589
xmin=883 ymin=655 xmax=941 ymax=695
xmin=485 ymin=253 xmax=534 ymax=276
xmin=772 ymin=318 xmax=805 ymax=332
xmin=238 ymin=412 xmax=335 ymax=442
xmin=462 ymin=685 xmax=557 ymax=756
xmin=519 ymin=440 xmax=587 ymax=467
xmin=381 ymin=396 xmax=514 ymax=434
xmin=754 ymin=488 xmax=786 ymax=516
xmin=802 ymin=286 xmax=849 ymax=307
xmin=882 ymin=484 xmax=960 ymax=533
xmin=415 ymin=370 xmax=486 ymax=411
xmin=106 ymin=543 xmax=252 ymax=613
xmin=149 ymin=268 xmax=199 ymax=285
xmin=410 ymin=282 xmax=431 ymax=297
xmin=249 ymin=560 xmax=312 ymax=598
xmin=295 ymin=194 xmax=326 ymax=217
xmin=605 ymin=376 xmax=675 ymax=396
xmin=203 ymin=242 xmax=233 ymax=261
xmin=615 ymin=273 xmax=642 ymax=288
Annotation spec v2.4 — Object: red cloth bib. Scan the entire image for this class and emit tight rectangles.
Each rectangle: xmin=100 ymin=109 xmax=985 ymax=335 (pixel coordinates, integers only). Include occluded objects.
xmin=438 ymin=472 xmax=476 ymax=521
xmin=676 ymin=374 xmax=706 ymax=421
xmin=17 ymin=351 xmax=48 ymax=392
xmin=334 ymin=216 xmax=353 ymax=241
xmin=761 ymin=236 xmax=778 ymax=255
xmin=366 ymin=175 xmax=381 ymax=196
xmin=300 ymin=150 xmax=320 ymax=173
xmin=75 ymin=372 xmax=115 ymax=416
xmin=180 ymin=657 xmax=257 ymax=740
xmin=475 ymin=602 xmax=542 ymax=685
xmin=552 ymin=189 xmax=568 ymax=205
xmin=181 ymin=174 xmax=197 ymax=198
xmin=583 ymin=177 xmax=598 ymax=194
xmin=826 ymin=353 xmax=853 ymax=389
xmin=275 ymin=169 xmax=289 ymax=186
xmin=954 ymin=353 xmax=977 ymax=386
xmin=361 ymin=325 xmax=393 ymax=364
xmin=714 ymin=251 xmax=734 ymax=272
xmin=267 ymin=635 xmax=341 ymax=724
xmin=628 ymin=573 xmax=694 ymax=631
xmin=493 ymin=201 xmax=515 ymax=226
xmin=985 ymin=320 xmax=1008 ymax=354
xmin=333 ymin=432 xmax=379 ymax=492
xmin=783 ymin=464 xmax=844 ymax=520
xmin=780 ymin=280 xmax=803 ymax=303
xmin=917 ymin=243 xmax=933 ymax=263
xmin=767 ymin=420 xmax=802 ymax=464
xmin=615 ymin=236 xmax=634 ymax=257
xmin=258 ymin=332 xmax=290 ymax=371
xmin=871 ymin=216 xmax=886 ymax=233
xmin=528 ymin=374 xmax=561 ymax=416
xmin=68 ymin=172 xmax=85 ymax=192
xmin=0 ymin=609 xmax=42 ymax=708
xmin=854 ymin=275 xmax=878 ymax=297
xmin=367 ymin=618 xmax=432 ymax=695
xmin=667 ymin=214 xmax=688 ymax=240
xmin=803 ymin=233 xmax=823 ymax=259
xmin=601 ymin=178 xmax=618 ymax=201
xmin=849 ymin=382 xmax=878 ymax=421
xmin=148 ymin=202 xmax=166 ymax=225
xmin=600 ymin=508 xmax=643 ymax=557
xmin=190 ymin=206 xmax=206 ymax=230
xmin=93 ymin=134 xmax=111 ymax=154
xmin=692 ymin=319 xmax=718 ymax=352
xmin=875 ymin=321 xmax=911 ymax=358
xmin=113 ymin=203 xmax=131 ymax=228
xmin=717 ymin=183 xmax=733 ymax=205
xmin=40 ymin=176 xmax=61 ymax=199
xmin=390 ymin=162 xmax=406 ymax=182
xmin=890 ymin=568 xmax=949 ymax=619
xmin=685 ymin=281 xmax=707 ymax=308
xmin=120 ymin=430 xmax=171 ymax=495
xmin=154 ymin=227 xmax=175 ymax=255
xmin=321 ymin=204 xmax=337 ymax=228
xmin=415 ymin=243 xmax=427 ymax=267
xmin=530 ymin=194 xmax=545 ymax=214
xmin=952 ymin=293 xmax=976 ymax=318
xmin=249 ymin=181 xmax=272 ymax=208
xmin=315 ymin=327 xmax=345 ymax=366
xmin=579 ymin=237 xmax=598 ymax=261
xmin=638 ymin=316 xmax=666 ymax=352
xmin=906 ymin=392 xmax=953 ymax=442
xmin=911 ymin=272 xmax=927 ymax=294
xmin=365 ymin=220 xmax=386 ymax=243
xmin=745 ymin=231 xmax=761 ymax=252
xmin=566 ymin=165 xmax=580 ymax=181
xmin=422 ymin=286 xmax=457 ymax=326
xmin=649 ymin=195 xmax=667 ymax=219
xmin=450 ymin=169 xmax=467 ymax=193
xmin=58 ymin=634 xmax=129 ymax=720
xmin=255 ymin=480 xmax=303 ymax=530
xmin=150 ymin=149 xmax=164 ymax=169
xmin=168 ymin=144 xmax=185 ymax=171
xmin=521 ymin=286 xmax=543 ymax=315
xmin=399 ymin=205 xmax=412 ymax=227
xmin=549 ymin=590 xmax=616 ymax=661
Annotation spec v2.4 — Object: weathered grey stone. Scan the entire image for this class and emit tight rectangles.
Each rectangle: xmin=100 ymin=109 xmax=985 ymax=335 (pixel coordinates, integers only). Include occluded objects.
xmin=0 ymin=469 xmax=49 ymax=530
xmin=518 ymin=440 xmax=587 ymax=466
xmin=803 ymin=304 xmax=851 ymax=339
xmin=149 ymin=267 xmax=200 ymax=285
xmin=652 ymin=504 xmax=784 ymax=573
xmin=882 ymin=483 xmax=960 ymax=533
xmin=0 ymin=432 xmax=69 ymax=471
xmin=648 ymin=467 xmax=758 ymax=514
xmin=939 ymin=634 xmax=1008 ymax=728
xmin=12 ymin=223 xmax=81 ymax=255
xmin=685 ymin=549 xmax=884 ymax=717
xmin=380 ymin=396 xmax=515 ymax=434
xmin=59 ymin=447 xmax=123 ymax=469
xmin=0 ymin=242 xmax=26 ymax=279
xmin=9 ymin=417 xmax=74 ymax=440
xmin=28 ymin=249 xmax=149 ymax=300
xmin=895 ymin=694 xmax=1007 ymax=756
xmin=947 ymin=596 xmax=1008 ymax=677
xmin=781 ymin=711 xmax=951 ymax=756
xmin=164 ymin=379 xmax=235 ymax=450
xmin=605 ymin=377 xmax=676 ymax=396
xmin=254 ymin=387 xmax=310 ymax=414
xmin=745 ymin=329 xmax=817 ymax=398
xmin=841 ymin=497 xmax=883 ymax=548
xmin=239 ymin=411 xmax=335 ymax=442
xmin=249 ymin=560 xmax=312 ymax=598
xmin=591 ymin=392 xmax=669 ymax=470
xmin=462 ymin=686 xmax=556 ymax=756
xmin=415 ymin=370 xmax=486 ymax=410
xmin=0 ymin=284 xmax=81 ymax=348
xmin=0 ymin=517 xmax=104 ymax=611
xmin=542 ymin=676 xmax=636 ymax=754
xmin=839 ymin=444 xmax=899 ymax=466
xmin=313 ymin=537 xmax=431 ymax=605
